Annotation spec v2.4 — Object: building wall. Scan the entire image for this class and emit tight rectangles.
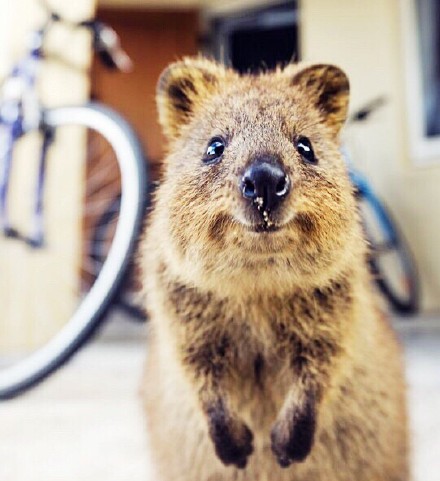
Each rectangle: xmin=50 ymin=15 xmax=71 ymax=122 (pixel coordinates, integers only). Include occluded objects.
xmin=301 ymin=0 xmax=440 ymax=310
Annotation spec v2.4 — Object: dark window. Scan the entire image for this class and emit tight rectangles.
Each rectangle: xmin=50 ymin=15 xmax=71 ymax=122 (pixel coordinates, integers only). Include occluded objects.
xmin=208 ymin=2 xmax=298 ymax=74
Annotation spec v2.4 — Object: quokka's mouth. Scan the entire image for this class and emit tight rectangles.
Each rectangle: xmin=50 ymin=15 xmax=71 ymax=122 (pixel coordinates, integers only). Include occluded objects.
xmin=241 ymin=199 xmax=282 ymax=233
xmin=246 ymin=222 xmax=282 ymax=233
xmin=235 ymin=200 xmax=295 ymax=235
xmin=246 ymin=201 xmax=286 ymax=233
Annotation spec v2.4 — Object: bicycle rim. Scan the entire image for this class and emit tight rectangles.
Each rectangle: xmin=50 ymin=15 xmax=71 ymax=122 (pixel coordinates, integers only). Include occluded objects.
xmin=0 ymin=103 xmax=146 ymax=399
xmin=91 ymin=194 xmax=147 ymax=321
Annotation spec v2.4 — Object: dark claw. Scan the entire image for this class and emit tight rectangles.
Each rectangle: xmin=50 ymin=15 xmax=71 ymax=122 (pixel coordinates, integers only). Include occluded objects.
xmin=207 ymin=400 xmax=254 ymax=468
xmin=210 ymin=419 xmax=253 ymax=468
xmin=276 ymin=454 xmax=292 ymax=469
xmin=270 ymin=399 xmax=316 ymax=467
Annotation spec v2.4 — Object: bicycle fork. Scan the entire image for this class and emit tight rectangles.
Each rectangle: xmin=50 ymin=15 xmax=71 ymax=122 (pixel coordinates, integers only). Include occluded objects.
xmin=0 ymin=122 xmax=55 ymax=248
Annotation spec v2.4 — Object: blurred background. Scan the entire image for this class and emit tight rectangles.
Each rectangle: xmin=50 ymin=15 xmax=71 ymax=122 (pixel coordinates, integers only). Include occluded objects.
xmin=0 ymin=0 xmax=439 ymax=480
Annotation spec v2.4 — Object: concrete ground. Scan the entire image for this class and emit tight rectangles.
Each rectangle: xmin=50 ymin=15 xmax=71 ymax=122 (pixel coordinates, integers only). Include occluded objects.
xmin=0 ymin=313 xmax=439 ymax=481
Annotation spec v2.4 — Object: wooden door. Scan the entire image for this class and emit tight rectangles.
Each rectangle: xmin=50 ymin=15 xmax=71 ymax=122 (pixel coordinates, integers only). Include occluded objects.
xmin=91 ymin=8 xmax=200 ymax=173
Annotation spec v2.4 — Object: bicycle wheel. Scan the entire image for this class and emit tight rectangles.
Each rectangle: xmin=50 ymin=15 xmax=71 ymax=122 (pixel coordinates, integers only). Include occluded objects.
xmin=91 ymin=194 xmax=147 ymax=321
xmin=0 ymin=103 xmax=146 ymax=399
xmin=358 ymin=189 xmax=419 ymax=314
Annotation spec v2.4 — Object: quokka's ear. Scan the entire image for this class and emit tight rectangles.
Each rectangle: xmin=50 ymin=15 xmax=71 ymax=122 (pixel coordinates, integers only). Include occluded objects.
xmin=285 ymin=63 xmax=350 ymax=135
xmin=156 ymin=57 xmax=231 ymax=140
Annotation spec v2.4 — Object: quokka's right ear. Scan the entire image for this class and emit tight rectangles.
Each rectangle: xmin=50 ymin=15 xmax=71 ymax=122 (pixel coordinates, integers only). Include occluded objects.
xmin=156 ymin=57 xmax=231 ymax=140
xmin=284 ymin=63 xmax=350 ymax=135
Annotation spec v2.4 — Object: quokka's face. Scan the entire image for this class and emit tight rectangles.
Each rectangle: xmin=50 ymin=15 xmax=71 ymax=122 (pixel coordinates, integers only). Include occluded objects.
xmin=155 ymin=58 xmax=361 ymax=279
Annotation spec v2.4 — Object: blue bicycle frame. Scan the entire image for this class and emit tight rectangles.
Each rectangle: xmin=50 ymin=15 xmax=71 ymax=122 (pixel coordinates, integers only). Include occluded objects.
xmin=0 ymin=9 xmax=130 ymax=248
xmin=348 ymin=167 xmax=399 ymax=251
xmin=0 ymin=25 xmax=52 ymax=248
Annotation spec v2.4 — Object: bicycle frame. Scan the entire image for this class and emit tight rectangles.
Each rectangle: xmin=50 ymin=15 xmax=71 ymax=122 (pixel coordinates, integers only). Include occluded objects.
xmin=0 ymin=7 xmax=132 ymax=248
xmin=348 ymin=167 xmax=398 ymax=247
xmin=0 ymin=26 xmax=49 ymax=247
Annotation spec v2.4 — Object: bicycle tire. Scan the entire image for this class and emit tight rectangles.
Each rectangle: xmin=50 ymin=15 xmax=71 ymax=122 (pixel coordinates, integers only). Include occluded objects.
xmin=0 ymin=103 xmax=146 ymax=399
xmin=91 ymin=194 xmax=147 ymax=321
xmin=358 ymin=189 xmax=419 ymax=315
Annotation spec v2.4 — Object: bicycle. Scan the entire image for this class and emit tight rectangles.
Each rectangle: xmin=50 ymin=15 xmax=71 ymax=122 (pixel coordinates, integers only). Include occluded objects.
xmin=0 ymin=4 xmax=147 ymax=399
xmin=344 ymin=98 xmax=419 ymax=314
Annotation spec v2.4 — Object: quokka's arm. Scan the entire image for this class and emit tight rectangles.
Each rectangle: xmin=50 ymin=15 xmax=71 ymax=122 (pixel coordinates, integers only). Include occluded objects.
xmin=175 ymin=320 xmax=254 ymax=469
xmin=163 ymin=279 xmax=253 ymax=467
xmin=163 ymin=277 xmax=254 ymax=467
xmin=270 ymin=372 xmax=319 ymax=467
xmin=269 ymin=281 xmax=349 ymax=467
xmin=270 ymin=332 xmax=341 ymax=467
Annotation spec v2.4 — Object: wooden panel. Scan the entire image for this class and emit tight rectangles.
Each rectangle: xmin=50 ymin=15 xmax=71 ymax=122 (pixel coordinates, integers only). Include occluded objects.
xmin=92 ymin=8 xmax=200 ymax=166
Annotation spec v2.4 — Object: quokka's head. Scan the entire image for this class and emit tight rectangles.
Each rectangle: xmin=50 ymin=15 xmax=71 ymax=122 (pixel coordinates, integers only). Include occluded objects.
xmin=154 ymin=57 xmax=363 ymax=291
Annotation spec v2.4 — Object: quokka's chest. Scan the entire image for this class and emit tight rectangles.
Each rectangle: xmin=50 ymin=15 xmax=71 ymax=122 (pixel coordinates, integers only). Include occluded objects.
xmin=164 ymin=277 xmax=346 ymax=365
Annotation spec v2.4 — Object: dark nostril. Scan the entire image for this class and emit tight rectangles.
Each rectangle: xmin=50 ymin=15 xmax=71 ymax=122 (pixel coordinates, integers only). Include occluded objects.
xmin=240 ymin=157 xmax=291 ymax=211
xmin=276 ymin=175 xmax=290 ymax=197
xmin=242 ymin=177 xmax=256 ymax=199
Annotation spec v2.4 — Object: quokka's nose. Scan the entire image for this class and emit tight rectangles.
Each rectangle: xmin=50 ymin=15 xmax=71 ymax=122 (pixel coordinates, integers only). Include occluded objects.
xmin=240 ymin=156 xmax=290 ymax=212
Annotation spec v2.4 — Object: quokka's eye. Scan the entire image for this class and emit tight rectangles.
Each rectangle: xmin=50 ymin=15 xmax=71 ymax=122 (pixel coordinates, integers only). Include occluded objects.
xmin=203 ymin=137 xmax=225 ymax=165
xmin=296 ymin=136 xmax=317 ymax=165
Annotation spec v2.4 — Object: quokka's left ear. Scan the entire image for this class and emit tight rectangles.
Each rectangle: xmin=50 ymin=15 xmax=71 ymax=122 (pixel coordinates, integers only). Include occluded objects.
xmin=285 ymin=63 xmax=350 ymax=135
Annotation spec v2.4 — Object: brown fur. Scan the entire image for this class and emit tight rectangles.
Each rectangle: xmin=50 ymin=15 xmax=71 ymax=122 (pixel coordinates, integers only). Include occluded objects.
xmin=141 ymin=57 xmax=408 ymax=481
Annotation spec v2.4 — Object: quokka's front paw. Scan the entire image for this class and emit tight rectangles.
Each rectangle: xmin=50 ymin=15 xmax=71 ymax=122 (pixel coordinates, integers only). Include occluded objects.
xmin=270 ymin=400 xmax=316 ymax=468
xmin=207 ymin=402 xmax=254 ymax=469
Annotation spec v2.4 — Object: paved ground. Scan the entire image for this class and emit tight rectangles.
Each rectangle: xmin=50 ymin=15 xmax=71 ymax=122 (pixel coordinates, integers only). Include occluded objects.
xmin=0 ymin=314 xmax=439 ymax=481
